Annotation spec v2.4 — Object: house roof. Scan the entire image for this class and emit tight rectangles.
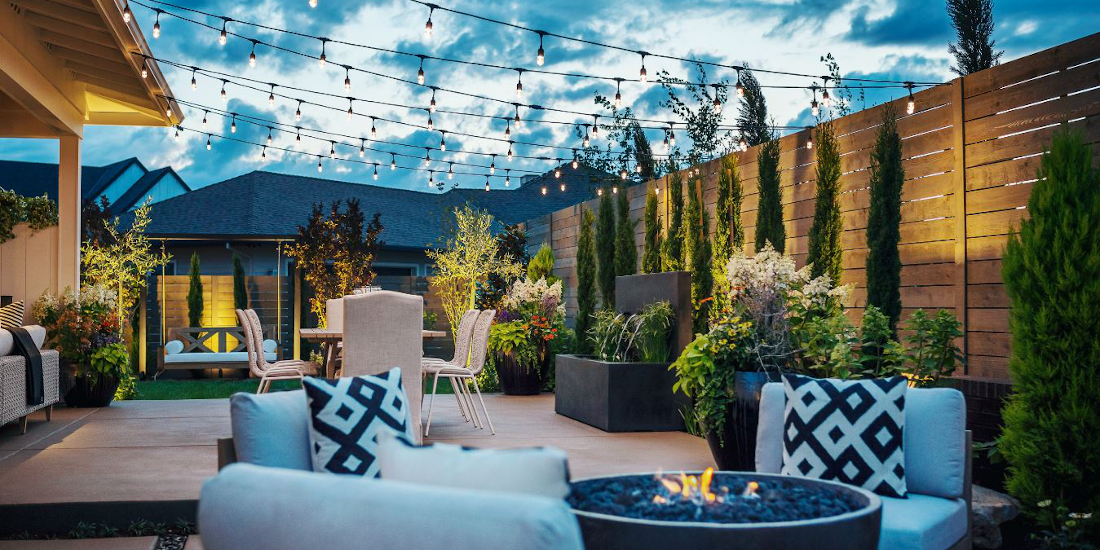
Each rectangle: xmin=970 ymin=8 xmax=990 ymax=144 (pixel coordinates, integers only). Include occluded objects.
xmin=0 ymin=158 xmax=190 ymax=211
xmin=140 ymin=164 xmax=622 ymax=250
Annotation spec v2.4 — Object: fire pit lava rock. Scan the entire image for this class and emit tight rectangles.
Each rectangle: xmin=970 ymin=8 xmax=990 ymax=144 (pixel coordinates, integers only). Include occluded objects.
xmin=567 ymin=471 xmax=881 ymax=550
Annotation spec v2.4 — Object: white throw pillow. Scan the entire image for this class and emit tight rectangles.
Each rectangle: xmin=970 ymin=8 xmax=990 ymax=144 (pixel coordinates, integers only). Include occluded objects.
xmin=377 ymin=431 xmax=571 ymax=499
xmin=164 ymin=340 xmax=185 ymax=355
xmin=0 ymin=325 xmax=46 ymax=356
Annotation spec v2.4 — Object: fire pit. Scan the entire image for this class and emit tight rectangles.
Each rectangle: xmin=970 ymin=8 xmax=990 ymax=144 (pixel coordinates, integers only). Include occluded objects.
xmin=567 ymin=470 xmax=882 ymax=550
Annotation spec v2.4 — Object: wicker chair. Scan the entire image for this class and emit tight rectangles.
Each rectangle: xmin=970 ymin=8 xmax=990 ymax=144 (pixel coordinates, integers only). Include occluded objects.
xmin=422 ymin=309 xmax=479 ymax=423
xmin=236 ymin=310 xmax=318 ymax=393
xmin=424 ymin=309 xmax=496 ymax=436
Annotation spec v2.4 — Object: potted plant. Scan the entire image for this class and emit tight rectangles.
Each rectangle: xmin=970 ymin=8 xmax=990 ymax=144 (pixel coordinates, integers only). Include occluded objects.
xmin=33 ymin=285 xmax=132 ymax=407
xmin=489 ymin=277 xmax=567 ymax=395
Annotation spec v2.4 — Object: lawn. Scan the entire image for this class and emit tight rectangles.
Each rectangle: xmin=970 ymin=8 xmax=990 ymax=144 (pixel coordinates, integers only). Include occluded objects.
xmin=132 ymin=377 xmax=460 ymax=400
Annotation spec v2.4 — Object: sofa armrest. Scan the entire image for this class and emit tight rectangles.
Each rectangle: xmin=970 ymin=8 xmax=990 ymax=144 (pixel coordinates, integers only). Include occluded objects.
xmin=217 ymin=437 xmax=238 ymax=470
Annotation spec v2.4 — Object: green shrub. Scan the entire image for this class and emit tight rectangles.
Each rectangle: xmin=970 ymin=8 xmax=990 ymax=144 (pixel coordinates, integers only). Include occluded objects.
xmin=755 ymin=139 xmax=784 ymax=252
xmin=1000 ymin=129 xmax=1100 ymax=525
xmin=614 ymin=186 xmax=638 ymax=276
xmin=866 ymin=105 xmax=904 ymax=333
xmin=589 ymin=301 xmax=674 ymax=362
xmin=642 ymin=183 xmax=662 ymax=273
xmin=187 ymin=252 xmax=203 ymax=327
xmin=685 ymin=177 xmax=713 ymax=333
xmin=902 ymin=309 xmax=963 ymax=387
xmin=575 ymin=207 xmax=597 ymax=353
xmin=596 ymin=188 xmax=616 ymax=309
xmin=661 ymin=172 xmax=684 ymax=270
xmin=807 ymin=121 xmax=843 ymax=284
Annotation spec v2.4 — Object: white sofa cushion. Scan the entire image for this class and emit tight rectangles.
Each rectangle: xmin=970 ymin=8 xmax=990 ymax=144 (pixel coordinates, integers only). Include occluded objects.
xmin=377 ymin=431 xmax=570 ymax=498
xmin=164 ymin=340 xmax=185 ymax=355
xmin=230 ymin=390 xmax=312 ymax=470
xmin=756 ymin=382 xmax=786 ymax=474
xmin=878 ymin=493 xmax=967 ymax=550
xmin=198 ymin=463 xmax=585 ymax=550
xmin=0 ymin=325 xmax=46 ymax=356
xmin=163 ymin=350 xmax=276 ymax=363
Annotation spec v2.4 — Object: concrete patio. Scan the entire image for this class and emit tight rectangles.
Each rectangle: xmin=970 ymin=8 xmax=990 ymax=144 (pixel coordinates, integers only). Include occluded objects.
xmin=0 ymin=393 xmax=712 ymax=535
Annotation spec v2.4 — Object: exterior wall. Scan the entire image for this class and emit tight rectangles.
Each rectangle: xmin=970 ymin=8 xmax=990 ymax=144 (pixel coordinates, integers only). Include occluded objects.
xmin=521 ymin=33 xmax=1100 ymax=383
xmin=141 ymin=173 xmax=188 ymax=206
xmin=0 ymin=224 xmax=58 ymax=324
xmin=101 ymin=163 xmax=144 ymax=205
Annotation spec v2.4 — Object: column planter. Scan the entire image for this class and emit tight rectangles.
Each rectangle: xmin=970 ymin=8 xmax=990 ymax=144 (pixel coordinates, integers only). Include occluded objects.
xmin=704 ymin=371 xmax=778 ymax=470
xmin=555 ymin=354 xmax=689 ymax=432
xmin=495 ymin=351 xmax=541 ymax=395
xmin=65 ymin=373 xmax=119 ymax=407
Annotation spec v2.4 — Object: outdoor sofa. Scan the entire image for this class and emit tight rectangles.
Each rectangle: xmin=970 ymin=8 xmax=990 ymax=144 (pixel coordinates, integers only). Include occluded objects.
xmin=157 ymin=326 xmax=278 ymax=377
xmin=756 ymin=383 xmax=972 ymax=550
xmin=0 ymin=326 xmax=59 ymax=433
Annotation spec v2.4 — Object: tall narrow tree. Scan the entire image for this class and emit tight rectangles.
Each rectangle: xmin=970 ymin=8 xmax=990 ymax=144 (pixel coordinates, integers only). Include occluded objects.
xmin=187 ymin=252 xmax=203 ymax=327
xmin=685 ymin=177 xmax=713 ymax=333
xmin=866 ymin=105 xmax=904 ymax=332
xmin=596 ymin=188 xmax=617 ymax=309
xmin=615 ymin=186 xmax=638 ymax=276
xmin=712 ymin=155 xmax=742 ymax=316
xmin=755 ymin=139 xmax=785 ymax=253
xmin=807 ymin=121 xmax=843 ymax=284
xmin=947 ymin=0 xmax=1003 ymax=76
xmin=1000 ymin=129 xmax=1100 ymax=523
xmin=575 ymin=207 xmax=597 ymax=351
xmin=735 ymin=67 xmax=773 ymax=147
xmin=631 ymin=122 xmax=657 ymax=181
xmin=661 ymin=171 xmax=685 ymax=270
xmin=642 ymin=183 xmax=662 ymax=273
xmin=232 ymin=254 xmax=247 ymax=310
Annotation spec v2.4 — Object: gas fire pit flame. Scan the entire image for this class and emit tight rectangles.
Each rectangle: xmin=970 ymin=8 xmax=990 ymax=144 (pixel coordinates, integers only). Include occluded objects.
xmin=652 ymin=468 xmax=724 ymax=506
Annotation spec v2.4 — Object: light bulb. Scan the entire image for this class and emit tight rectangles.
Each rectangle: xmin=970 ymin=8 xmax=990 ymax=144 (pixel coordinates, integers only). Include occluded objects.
xmin=513 ymin=109 xmax=521 ymax=128
xmin=309 ymin=0 xmax=317 ymax=7
xmin=654 ymin=186 xmax=660 ymax=196
xmin=191 ymin=71 xmax=197 ymax=90
xmin=417 ymin=60 xmax=425 ymax=85
xmin=391 ymin=156 xmax=396 ymax=170
xmin=427 ymin=114 xmax=433 ymax=131
xmin=507 ymin=145 xmax=513 ymax=162
xmin=504 ymin=121 xmax=511 ymax=139
xmin=249 ymin=50 xmax=256 ymax=68
xmin=261 ymin=147 xmax=266 ymax=160
xmin=598 ymin=188 xmax=603 ymax=196
xmin=560 ymin=183 xmax=565 ymax=192
xmin=329 ymin=143 xmax=335 ymax=158
xmin=230 ymin=118 xmax=237 ymax=133
xmin=713 ymin=96 xmax=721 ymax=113
xmin=430 ymin=92 xmax=437 ymax=112
xmin=490 ymin=158 xmax=496 ymax=174
xmin=267 ymin=130 xmax=273 ymax=146
xmin=541 ymin=186 xmax=547 ymax=195
xmin=620 ymin=170 xmax=627 ymax=180
xmin=811 ymin=99 xmax=819 ymax=117
xmin=439 ymin=134 xmax=446 ymax=151
xmin=173 ymin=126 xmax=179 ymax=140
xmin=295 ymin=102 xmax=302 ymax=121
xmin=612 ymin=185 xmax=618 ymax=194
xmin=206 ymin=136 xmax=211 ymax=150
xmin=516 ymin=79 xmax=523 ymax=98
xmin=425 ymin=8 xmax=434 ymax=38
xmin=448 ymin=164 xmax=454 ymax=179
xmin=373 ymin=165 xmax=379 ymax=180
xmin=635 ymin=163 xmax=641 ymax=173
xmin=424 ymin=152 xmax=431 ymax=166
xmin=572 ymin=158 xmax=578 ymax=169
xmin=318 ymin=159 xmax=323 ymax=173
xmin=554 ymin=167 xmax=561 ymax=178
xmin=614 ymin=90 xmax=622 ymax=109
xmin=318 ymin=41 xmax=326 ymax=67
xmin=807 ymin=137 xmax=813 ymax=149
xmin=822 ymin=88 xmax=831 ymax=105
xmin=505 ymin=175 xmax=510 ymax=187
xmin=344 ymin=68 xmax=351 ymax=91
xmin=221 ymin=82 xmax=227 ymax=101
xmin=347 ymin=105 xmax=353 ymax=120
xmin=201 ymin=111 xmax=208 ymax=128
xmin=123 ymin=3 xmax=132 ymax=23
xmin=485 ymin=178 xmax=490 ymax=192
xmin=141 ymin=64 xmax=148 ymax=79
xmin=670 ymin=130 xmax=676 ymax=148
xmin=219 ymin=21 xmax=227 ymax=46
xmin=663 ymin=135 xmax=669 ymax=151
xmin=268 ymin=89 xmax=275 ymax=107
xmin=639 ymin=55 xmax=647 ymax=82
xmin=736 ymin=78 xmax=744 ymax=98
xmin=370 ymin=120 xmax=377 ymax=139
xmin=592 ymin=119 xmax=599 ymax=139
xmin=536 ymin=34 xmax=545 ymax=66
xmin=739 ymin=137 xmax=747 ymax=151
xmin=296 ymin=129 xmax=301 ymax=142
xmin=906 ymin=85 xmax=916 ymax=115
xmin=153 ymin=13 xmax=161 ymax=38
xmin=359 ymin=140 xmax=365 ymax=157
xmin=583 ymin=131 xmax=590 ymax=148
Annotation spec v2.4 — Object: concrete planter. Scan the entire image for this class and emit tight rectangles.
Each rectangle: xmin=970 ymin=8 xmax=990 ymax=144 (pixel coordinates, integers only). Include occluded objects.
xmin=555 ymin=354 xmax=689 ymax=432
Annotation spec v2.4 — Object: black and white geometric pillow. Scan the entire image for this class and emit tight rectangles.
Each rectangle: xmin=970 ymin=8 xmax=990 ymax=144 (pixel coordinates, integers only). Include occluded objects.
xmin=781 ymin=374 xmax=908 ymax=498
xmin=0 ymin=301 xmax=24 ymax=329
xmin=302 ymin=368 xmax=415 ymax=477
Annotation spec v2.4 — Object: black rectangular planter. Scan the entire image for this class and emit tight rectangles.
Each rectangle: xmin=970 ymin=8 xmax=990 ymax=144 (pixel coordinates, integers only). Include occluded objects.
xmin=555 ymin=354 xmax=689 ymax=432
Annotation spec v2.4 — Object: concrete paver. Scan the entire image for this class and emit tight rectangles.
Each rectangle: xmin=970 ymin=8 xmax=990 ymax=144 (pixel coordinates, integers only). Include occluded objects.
xmin=0 ymin=537 xmax=156 ymax=549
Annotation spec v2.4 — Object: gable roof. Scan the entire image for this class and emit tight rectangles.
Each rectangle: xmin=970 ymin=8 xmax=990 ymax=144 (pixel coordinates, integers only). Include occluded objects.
xmin=0 ymin=157 xmax=166 ymax=204
xmin=141 ymin=165 xmax=622 ymax=250
xmin=113 ymin=166 xmax=189 ymax=211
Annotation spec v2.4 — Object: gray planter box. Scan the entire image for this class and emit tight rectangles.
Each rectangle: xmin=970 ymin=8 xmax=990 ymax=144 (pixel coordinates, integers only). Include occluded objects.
xmin=614 ymin=271 xmax=692 ymax=356
xmin=555 ymin=354 xmax=689 ymax=432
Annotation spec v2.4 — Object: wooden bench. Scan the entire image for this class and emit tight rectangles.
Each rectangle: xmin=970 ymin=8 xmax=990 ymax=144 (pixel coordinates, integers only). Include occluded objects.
xmin=156 ymin=325 xmax=277 ymax=377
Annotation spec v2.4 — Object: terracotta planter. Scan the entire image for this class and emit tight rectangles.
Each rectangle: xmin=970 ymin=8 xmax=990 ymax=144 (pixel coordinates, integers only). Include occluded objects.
xmin=497 ymin=351 xmax=541 ymax=395
xmin=704 ymin=371 xmax=778 ymax=470
xmin=65 ymin=372 xmax=119 ymax=407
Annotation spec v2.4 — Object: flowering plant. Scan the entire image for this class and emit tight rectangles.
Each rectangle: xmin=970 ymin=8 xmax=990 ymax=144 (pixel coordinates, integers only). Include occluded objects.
xmin=33 ymin=286 xmax=132 ymax=394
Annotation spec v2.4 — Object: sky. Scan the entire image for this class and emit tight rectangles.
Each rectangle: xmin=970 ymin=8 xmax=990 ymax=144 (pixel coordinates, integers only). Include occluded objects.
xmin=1 ymin=0 xmax=1096 ymax=193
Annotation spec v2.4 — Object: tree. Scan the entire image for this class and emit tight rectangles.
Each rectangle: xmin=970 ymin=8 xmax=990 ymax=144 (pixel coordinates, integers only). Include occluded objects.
xmin=1000 ymin=130 xmax=1100 ymax=524
xmin=596 ymin=187 xmax=617 ymax=309
xmin=807 ymin=121 xmax=843 ymax=284
xmin=285 ymin=199 xmax=384 ymax=327
xmin=947 ymin=0 xmax=1003 ymax=76
xmin=736 ymin=67 xmax=773 ymax=147
xmin=866 ymin=106 xmax=904 ymax=332
xmin=661 ymin=171 xmax=685 ymax=270
xmin=642 ymin=183 xmax=662 ymax=273
xmin=81 ymin=196 xmax=113 ymax=248
xmin=755 ymin=139 xmax=785 ymax=253
xmin=615 ymin=186 xmax=638 ymax=276
xmin=427 ymin=205 xmax=522 ymax=344
xmin=476 ymin=224 xmax=528 ymax=309
xmin=575 ymin=207 xmax=597 ymax=352
xmin=527 ymin=243 xmax=557 ymax=283
xmin=81 ymin=199 xmax=171 ymax=326
xmin=685 ymin=177 xmax=713 ymax=333
xmin=187 ymin=252 xmax=203 ymax=327
xmin=658 ymin=63 xmax=734 ymax=166
xmin=712 ymin=155 xmax=742 ymax=317
xmin=232 ymin=254 xmax=248 ymax=310
xmin=631 ymin=122 xmax=657 ymax=181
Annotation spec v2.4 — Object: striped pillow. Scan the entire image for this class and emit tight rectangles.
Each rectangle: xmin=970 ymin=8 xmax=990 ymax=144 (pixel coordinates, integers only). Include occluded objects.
xmin=0 ymin=301 xmax=24 ymax=329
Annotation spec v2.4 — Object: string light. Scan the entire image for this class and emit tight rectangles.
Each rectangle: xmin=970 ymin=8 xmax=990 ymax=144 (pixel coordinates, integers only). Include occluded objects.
xmin=612 ymin=185 xmax=618 ymax=193
xmin=260 ymin=146 xmax=267 ymax=160
xmin=821 ymin=77 xmax=831 ymax=106
xmin=906 ymin=83 xmax=916 ymax=115
xmin=810 ymin=86 xmax=819 ymax=117
xmin=735 ymin=69 xmax=744 ymax=98
xmin=317 ymin=157 xmax=323 ymax=173
xmin=329 ymin=141 xmax=336 ymax=158
xmin=485 ymin=176 xmax=490 ymax=192
xmin=266 ymin=127 xmax=273 ymax=145
xmin=173 ymin=125 xmax=179 ymax=140
xmin=572 ymin=151 xmax=579 ymax=169
xmin=638 ymin=52 xmax=647 ymax=82
xmin=417 ymin=56 xmax=425 ymax=85
xmin=505 ymin=169 xmax=511 ymax=187
xmin=620 ymin=169 xmax=627 ymax=180
xmin=218 ymin=19 xmax=228 ymax=46
xmin=614 ymin=79 xmax=623 ymax=110
xmin=141 ymin=62 xmax=148 ymax=79
xmin=654 ymin=185 xmax=660 ymax=196
xmin=439 ymin=131 xmax=446 ymax=151
xmin=712 ymin=84 xmax=722 ymax=113
xmin=318 ymin=39 xmax=327 ymax=67
xmin=806 ymin=127 xmax=813 ymax=149
xmin=344 ymin=66 xmax=352 ymax=91
xmin=591 ymin=116 xmax=599 ymax=139
xmin=268 ymin=84 xmax=275 ymax=106
xmin=373 ymin=163 xmax=379 ymax=180
xmin=490 ymin=155 xmax=496 ymax=174
xmin=191 ymin=69 xmax=197 ymax=90
xmin=541 ymin=185 xmax=547 ymax=195
xmin=428 ymin=171 xmax=434 ymax=188
xmin=554 ymin=162 xmax=561 ymax=179
xmin=391 ymin=154 xmax=396 ymax=170
xmin=426 ymin=111 xmax=433 ymax=131
xmin=582 ymin=126 xmax=591 ymax=148
xmin=504 ymin=119 xmax=511 ymax=139
xmin=429 ymin=88 xmax=437 ymax=112
xmin=669 ymin=126 xmax=676 ymax=147
xmin=663 ymin=133 xmax=669 ymax=152
xmin=201 ymin=110 xmax=208 ymax=129
xmin=738 ymin=136 xmax=747 ymax=151
xmin=248 ymin=41 xmax=257 ymax=67
xmin=535 ymin=32 xmax=546 ymax=66
xmin=424 ymin=5 xmax=434 ymax=38
xmin=295 ymin=100 xmax=302 ymax=121
xmin=309 ymin=0 xmax=317 ymax=7
xmin=123 ymin=2 xmax=132 ymax=23
xmin=359 ymin=138 xmax=365 ymax=157
xmin=153 ymin=10 xmax=161 ymax=38
xmin=635 ymin=163 xmax=641 ymax=174
xmin=597 ymin=188 xmax=603 ymax=196
xmin=370 ymin=117 xmax=378 ymax=139
xmin=448 ymin=162 xmax=454 ymax=179
xmin=515 ymin=70 xmax=523 ymax=98
xmin=230 ymin=114 xmax=237 ymax=133
xmin=220 ymin=80 xmax=227 ymax=101
xmin=424 ymin=148 xmax=431 ymax=166
xmin=295 ymin=127 xmax=301 ymax=142
xmin=507 ymin=142 xmax=513 ymax=162
xmin=513 ymin=104 xmax=522 ymax=128
xmin=346 ymin=98 xmax=353 ymax=120
xmin=560 ymin=181 xmax=565 ymax=192
xmin=206 ymin=134 xmax=212 ymax=150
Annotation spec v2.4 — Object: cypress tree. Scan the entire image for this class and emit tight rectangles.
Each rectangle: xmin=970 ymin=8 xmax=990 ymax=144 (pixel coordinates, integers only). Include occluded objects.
xmin=642 ymin=183 xmax=662 ymax=273
xmin=661 ymin=172 xmax=685 ymax=270
xmin=575 ymin=207 xmax=597 ymax=351
xmin=755 ymin=139 xmax=784 ymax=253
xmin=596 ymin=188 xmax=616 ymax=309
xmin=866 ymin=106 xmax=904 ymax=332
xmin=807 ymin=121 xmax=843 ymax=284
xmin=712 ymin=155 xmax=742 ymax=317
xmin=1000 ymin=130 xmax=1100 ymax=523
xmin=232 ymin=254 xmax=248 ymax=310
xmin=735 ymin=67 xmax=772 ymax=147
xmin=685 ymin=177 xmax=713 ymax=333
xmin=614 ymin=185 xmax=638 ymax=276
xmin=187 ymin=252 xmax=203 ymax=327
xmin=947 ymin=0 xmax=1003 ymax=76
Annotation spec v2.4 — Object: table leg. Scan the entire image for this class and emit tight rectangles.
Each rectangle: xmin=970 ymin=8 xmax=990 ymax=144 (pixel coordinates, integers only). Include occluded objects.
xmin=324 ymin=341 xmax=339 ymax=378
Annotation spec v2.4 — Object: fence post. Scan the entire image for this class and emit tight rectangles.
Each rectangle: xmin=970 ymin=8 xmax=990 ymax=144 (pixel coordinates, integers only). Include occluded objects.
xmin=950 ymin=77 xmax=969 ymax=374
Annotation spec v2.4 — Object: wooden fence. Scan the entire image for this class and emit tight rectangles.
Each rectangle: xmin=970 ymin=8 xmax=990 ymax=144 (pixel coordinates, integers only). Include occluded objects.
xmin=521 ymin=32 xmax=1100 ymax=382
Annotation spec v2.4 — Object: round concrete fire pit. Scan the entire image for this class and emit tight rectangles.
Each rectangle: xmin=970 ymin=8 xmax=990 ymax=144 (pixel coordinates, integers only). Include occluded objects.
xmin=567 ymin=471 xmax=881 ymax=550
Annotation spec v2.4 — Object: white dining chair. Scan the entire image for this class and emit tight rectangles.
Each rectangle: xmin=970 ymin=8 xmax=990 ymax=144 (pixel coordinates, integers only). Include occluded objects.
xmin=424 ymin=309 xmax=496 ymax=436
xmin=236 ymin=309 xmax=318 ymax=393
xmin=423 ymin=309 xmax=479 ymax=424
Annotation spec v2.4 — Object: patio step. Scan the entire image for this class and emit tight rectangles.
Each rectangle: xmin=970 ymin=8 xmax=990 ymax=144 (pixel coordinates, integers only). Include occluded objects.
xmin=0 ymin=536 xmax=157 ymax=549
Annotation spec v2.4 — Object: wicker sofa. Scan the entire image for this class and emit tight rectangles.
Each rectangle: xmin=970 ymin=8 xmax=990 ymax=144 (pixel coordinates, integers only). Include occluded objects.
xmin=0 ymin=326 xmax=60 ymax=434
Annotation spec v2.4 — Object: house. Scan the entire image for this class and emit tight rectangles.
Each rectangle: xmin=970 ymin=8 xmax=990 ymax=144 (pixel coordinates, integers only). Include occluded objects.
xmin=0 ymin=157 xmax=190 ymax=212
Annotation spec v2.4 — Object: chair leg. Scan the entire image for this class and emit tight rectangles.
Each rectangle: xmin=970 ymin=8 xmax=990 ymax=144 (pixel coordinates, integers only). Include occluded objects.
xmin=449 ymin=378 xmax=470 ymax=422
xmin=459 ymin=378 xmax=482 ymax=429
xmin=424 ymin=373 xmax=441 ymax=437
xmin=46 ymin=405 xmax=53 ymax=422
xmin=470 ymin=378 xmax=495 ymax=435
xmin=19 ymin=415 xmax=28 ymax=434
xmin=256 ymin=376 xmax=268 ymax=394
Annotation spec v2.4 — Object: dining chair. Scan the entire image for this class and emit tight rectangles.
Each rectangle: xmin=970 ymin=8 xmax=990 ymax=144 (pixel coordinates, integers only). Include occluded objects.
xmin=423 ymin=309 xmax=480 ymax=424
xmin=423 ymin=309 xmax=496 ymax=436
xmin=325 ymin=297 xmax=345 ymax=375
xmin=236 ymin=309 xmax=318 ymax=393
xmin=342 ymin=291 xmax=424 ymax=443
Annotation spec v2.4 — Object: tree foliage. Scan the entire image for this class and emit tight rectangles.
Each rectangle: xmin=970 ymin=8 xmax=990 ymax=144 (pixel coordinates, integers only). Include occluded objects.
xmin=866 ymin=106 xmax=904 ymax=332
xmin=596 ymin=187 xmax=617 ymax=309
xmin=658 ymin=63 xmax=734 ymax=166
xmin=661 ymin=171 xmax=685 ymax=270
xmin=285 ymin=199 xmax=384 ymax=327
xmin=642 ymin=183 xmax=662 ymax=274
xmin=947 ymin=0 xmax=1003 ymax=76
xmin=807 ymin=121 xmax=843 ymax=284
xmin=712 ymin=155 xmax=742 ymax=317
xmin=232 ymin=254 xmax=247 ymax=310
xmin=685 ymin=177 xmax=713 ymax=334
xmin=187 ymin=252 xmax=203 ymax=328
xmin=755 ymin=139 xmax=785 ymax=253
xmin=576 ymin=99 xmax=663 ymax=186
xmin=81 ymin=200 xmax=171 ymax=326
xmin=527 ymin=243 xmax=556 ymax=283
xmin=615 ymin=186 xmax=638 ymax=276
xmin=477 ymin=224 xmax=529 ymax=309
xmin=1000 ymin=130 xmax=1100 ymax=524
xmin=735 ymin=67 xmax=773 ymax=147
xmin=575 ymin=207 xmax=597 ymax=352
xmin=632 ymin=122 xmax=657 ymax=181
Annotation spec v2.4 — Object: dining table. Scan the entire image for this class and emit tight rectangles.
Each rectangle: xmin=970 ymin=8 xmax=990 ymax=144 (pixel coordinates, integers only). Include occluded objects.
xmin=299 ymin=328 xmax=448 ymax=378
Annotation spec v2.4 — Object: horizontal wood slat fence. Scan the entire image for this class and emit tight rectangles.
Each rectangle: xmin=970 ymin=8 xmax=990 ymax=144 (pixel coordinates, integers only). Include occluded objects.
xmin=521 ymin=33 xmax=1100 ymax=382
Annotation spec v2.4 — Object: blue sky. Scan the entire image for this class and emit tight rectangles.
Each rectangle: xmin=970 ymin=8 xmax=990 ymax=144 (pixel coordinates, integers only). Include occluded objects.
xmin=1 ymin=0 xmax=1096 ymax=192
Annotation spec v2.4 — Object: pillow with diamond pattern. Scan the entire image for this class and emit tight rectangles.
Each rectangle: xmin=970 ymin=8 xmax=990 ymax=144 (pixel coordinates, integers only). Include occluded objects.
xmin=302 ymin=368 xmax=415 ymax=477
xmin=781 ymin=374 xmax=907 ymax=498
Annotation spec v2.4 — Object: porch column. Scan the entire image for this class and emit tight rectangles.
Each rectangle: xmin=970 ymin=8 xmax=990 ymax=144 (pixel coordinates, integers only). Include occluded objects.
xmin=57 ymin=135 xmax=81 ymax=291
